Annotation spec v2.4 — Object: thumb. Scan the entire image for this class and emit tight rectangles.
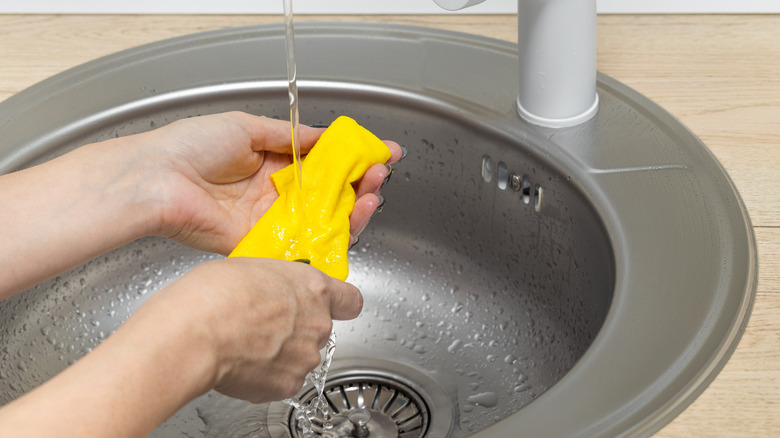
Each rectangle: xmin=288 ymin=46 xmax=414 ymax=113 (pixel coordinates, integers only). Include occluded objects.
xmin=328 ymin=280 xmax=364 ymax=321
xmin=229 ymin=112 xmax=324 ymax=154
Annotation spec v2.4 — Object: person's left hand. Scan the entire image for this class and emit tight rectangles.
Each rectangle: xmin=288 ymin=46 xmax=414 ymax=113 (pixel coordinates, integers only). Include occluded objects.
xmin=140 ymin=111 xmax=402 ymax=254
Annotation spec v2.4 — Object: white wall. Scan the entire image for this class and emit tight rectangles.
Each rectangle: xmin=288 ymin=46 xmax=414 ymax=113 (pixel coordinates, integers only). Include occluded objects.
xmin=1 ymin=0 xmax=779 ymax=14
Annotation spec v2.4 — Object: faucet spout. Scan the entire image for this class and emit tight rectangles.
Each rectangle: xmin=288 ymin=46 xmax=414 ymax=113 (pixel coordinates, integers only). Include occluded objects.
xmin=433 ymin=0 xmax=599 ymax=128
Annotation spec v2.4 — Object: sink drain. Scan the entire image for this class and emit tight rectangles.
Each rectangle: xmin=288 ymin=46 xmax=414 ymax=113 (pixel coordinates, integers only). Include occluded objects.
xmin=268 ymin=359 xmax=454 ymax=438
xmin=290 ymin=374 xmax=430 ymax=437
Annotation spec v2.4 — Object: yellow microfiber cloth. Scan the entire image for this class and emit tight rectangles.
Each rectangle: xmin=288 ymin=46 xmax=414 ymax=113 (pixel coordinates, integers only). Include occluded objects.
xmin=228 ymin=116 xmax=391 ymax=280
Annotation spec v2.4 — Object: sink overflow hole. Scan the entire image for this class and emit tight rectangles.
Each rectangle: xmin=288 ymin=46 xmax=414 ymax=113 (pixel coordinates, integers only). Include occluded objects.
xmin=522 ymin=175 xmax=532 ymax=204
xmin=481 ymin=154 xmax=542 ymax=212
xmin=497 ymin=161 xmax=509 ymax=190
xmin=534 ymin=184 xmax=543 ymax=212
xmin=481 ymin=155 xmax=493 ymax=183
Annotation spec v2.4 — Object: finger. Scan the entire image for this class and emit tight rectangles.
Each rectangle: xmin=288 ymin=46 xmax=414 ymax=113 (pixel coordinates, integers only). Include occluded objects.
xmin=353 ymin=142 xmax=402 ymax=197
xmin=316 ymin=328 xmax=335 ymax=355
xmin=349 ymin=193 xmax=383 ymax=240
xmin=355 ymin=163 xmax=391 ymax=198
xmin=227 ymin=112 xmax=325 ymax=154
xmin=384 ymin=140 xmax=404 ymax=164
xmin=328 ymin=280 xmax=364 ymax=321
xmin=234 ymin=112 xmax=402 ymax=162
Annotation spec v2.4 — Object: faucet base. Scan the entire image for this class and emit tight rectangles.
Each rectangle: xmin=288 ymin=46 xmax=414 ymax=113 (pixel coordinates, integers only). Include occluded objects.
xmin=516 ymin=91 xmax=599 ymax=128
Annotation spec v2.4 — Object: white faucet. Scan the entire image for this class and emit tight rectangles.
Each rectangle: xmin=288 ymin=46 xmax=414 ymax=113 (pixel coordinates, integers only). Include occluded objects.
xmin=434 ymin=0 xmax=598 ymax=128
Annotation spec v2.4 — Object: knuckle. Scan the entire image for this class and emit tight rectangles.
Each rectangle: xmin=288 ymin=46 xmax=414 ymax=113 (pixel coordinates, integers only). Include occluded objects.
xmin=281 ymin=376 xmax=306 ymax=400
xmin=307 ymin=273 xmax=330 ymax=297
xmin=310 ymin=313 xmax=333 ymax=340
xmin=303 ymin=350 xmax=322 ymax=372
xmin=323 ymin=317 xmax=334 ymax=334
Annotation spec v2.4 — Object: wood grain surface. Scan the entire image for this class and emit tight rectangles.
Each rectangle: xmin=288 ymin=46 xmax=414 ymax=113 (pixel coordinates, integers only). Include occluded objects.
xmin=1 ymin=14 xmax=778 ymax=437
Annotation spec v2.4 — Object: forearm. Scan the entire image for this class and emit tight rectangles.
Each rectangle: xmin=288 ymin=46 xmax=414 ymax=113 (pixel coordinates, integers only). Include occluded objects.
xmin=0 ymin=135 xmax=161 ymax=299
xmin=0 ymin=288 xmax=216 ymax=437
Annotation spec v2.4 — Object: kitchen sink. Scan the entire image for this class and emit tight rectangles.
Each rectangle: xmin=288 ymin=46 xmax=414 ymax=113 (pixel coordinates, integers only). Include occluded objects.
xmin=0 ymin=23 xmax=756 ymax=437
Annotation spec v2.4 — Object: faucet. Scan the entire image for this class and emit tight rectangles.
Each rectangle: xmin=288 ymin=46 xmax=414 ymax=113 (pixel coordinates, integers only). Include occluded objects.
xmin=433 ymin=0 xmax=598 ymax=128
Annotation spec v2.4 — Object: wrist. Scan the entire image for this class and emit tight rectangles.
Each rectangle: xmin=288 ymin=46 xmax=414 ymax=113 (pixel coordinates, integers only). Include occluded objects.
xmin=131 ymin=286 xmax=220 ymax=396
xmin=102 ymin=281 xmax=221 ymax=430
xmin=99 ymin=132 xmax=170 ymax=239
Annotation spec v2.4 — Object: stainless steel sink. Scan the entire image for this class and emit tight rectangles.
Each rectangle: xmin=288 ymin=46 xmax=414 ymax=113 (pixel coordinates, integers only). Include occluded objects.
xmin=0 ymin=23 xmax=756 ymax=437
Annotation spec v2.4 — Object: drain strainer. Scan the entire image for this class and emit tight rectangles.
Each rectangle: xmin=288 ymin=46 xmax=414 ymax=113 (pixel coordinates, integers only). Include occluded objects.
xmin=290 ymin=374 xmax=430 ymax=438
xmin=268 ymin=358 xmax=455 ymax=438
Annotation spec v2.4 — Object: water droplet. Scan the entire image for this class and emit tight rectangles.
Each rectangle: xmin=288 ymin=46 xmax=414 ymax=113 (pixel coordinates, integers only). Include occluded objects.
xmin=467 ymin=392 xmax=499 ymax=408
xmin=514 ymin=383 xmax=531 ymax=393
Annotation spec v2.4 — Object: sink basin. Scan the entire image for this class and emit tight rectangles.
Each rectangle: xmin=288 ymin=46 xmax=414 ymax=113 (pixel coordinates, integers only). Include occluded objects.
xmin=0 ymin=23 xmax=756 ymax=437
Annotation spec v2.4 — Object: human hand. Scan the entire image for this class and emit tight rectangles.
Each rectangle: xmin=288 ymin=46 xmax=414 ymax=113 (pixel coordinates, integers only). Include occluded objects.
xmin=141 ymin=257 xmax=362 ymax=403
xmin=144 ymin=112 xmax=402 ymax=254
xmin=0 ymin=257 xmax=362 ymax=438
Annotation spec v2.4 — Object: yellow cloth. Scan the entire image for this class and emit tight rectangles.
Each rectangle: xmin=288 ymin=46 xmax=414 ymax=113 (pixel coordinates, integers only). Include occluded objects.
xmin=228 ymin=116 xmax=391 ymax=280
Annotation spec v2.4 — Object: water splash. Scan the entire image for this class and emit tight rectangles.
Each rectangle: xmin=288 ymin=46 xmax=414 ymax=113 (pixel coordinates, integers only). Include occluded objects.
xmin=285 ymin=330 xmax=337 ymax=437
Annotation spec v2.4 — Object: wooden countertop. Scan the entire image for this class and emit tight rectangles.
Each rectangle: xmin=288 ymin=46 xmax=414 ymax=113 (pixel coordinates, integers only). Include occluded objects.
xmin=1 ymin=14 xmax=778 ymax=437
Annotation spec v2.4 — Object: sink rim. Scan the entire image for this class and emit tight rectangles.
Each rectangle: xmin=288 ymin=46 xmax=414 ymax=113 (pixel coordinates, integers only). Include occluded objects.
xmin=0 ymin=22 xmax=757 ymax=438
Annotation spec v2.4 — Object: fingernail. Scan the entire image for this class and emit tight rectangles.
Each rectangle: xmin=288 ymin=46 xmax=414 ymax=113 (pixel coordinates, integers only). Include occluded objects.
xmin=349 ymin=234 xmax=360 ymax=250
xmin=309 ymin=123 xmax=330 ymax=128
xmin=381 ymin=165 xmax=394 ymax=189
xmin=371 ymin=195 xmax=385 ymax=219
xmin=399 ymin=145 xmax=408 ymax=161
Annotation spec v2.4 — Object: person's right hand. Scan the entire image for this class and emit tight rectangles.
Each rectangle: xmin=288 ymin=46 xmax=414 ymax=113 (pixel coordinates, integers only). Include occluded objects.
xmin=137 ymin=257 xmax=363 ymax=403
xmin=0 ymin=257 xmax=363 ymax=438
